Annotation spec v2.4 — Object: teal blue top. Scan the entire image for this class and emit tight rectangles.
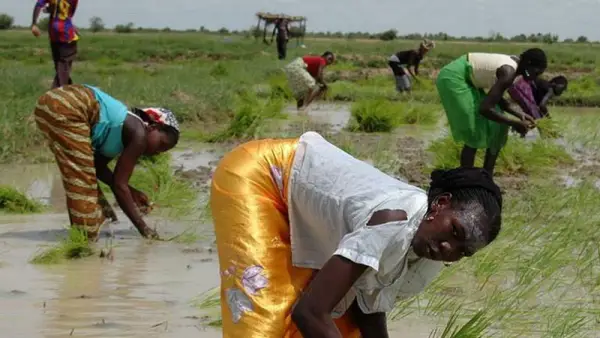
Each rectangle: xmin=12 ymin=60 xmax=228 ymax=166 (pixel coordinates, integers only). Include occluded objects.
xmin=85 ymin=85 xmax=129 ymax=158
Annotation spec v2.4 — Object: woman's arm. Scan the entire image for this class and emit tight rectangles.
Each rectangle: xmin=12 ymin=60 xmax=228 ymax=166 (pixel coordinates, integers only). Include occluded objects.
xmin=316 ymin=64 xmax=327 ymax=86
xmin=539 ymin=89 xmax=555 ymax=109
xmin=292 ymin=209 xmax=406 ymax=337
xmin=112 ymin=118 xmax=152 ymax=237
xmin=349 ymin=301 xmax=389 ymax=338
xmin=480 ymin=65 xmax=524 ymax=127
xmin=292 ymin=255 xmax=368 ymax=338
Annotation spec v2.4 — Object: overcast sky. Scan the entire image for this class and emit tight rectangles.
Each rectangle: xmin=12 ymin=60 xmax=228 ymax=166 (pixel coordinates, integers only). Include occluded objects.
xmin=3 ymin=0 xmax=600 ymax=40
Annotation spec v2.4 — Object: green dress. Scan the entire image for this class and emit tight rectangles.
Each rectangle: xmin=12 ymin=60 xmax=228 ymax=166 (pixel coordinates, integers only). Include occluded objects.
xmin=436 ymin=55 xmax=509 ymax=153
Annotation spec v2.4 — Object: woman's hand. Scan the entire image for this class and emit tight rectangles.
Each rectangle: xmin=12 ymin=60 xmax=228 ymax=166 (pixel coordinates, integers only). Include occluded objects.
xmin=519 ymin=112 xmax=536 ymax=125
xmin=140 ymin=226 xmax=160 ymax=240
xmin=129 ymin=187 xmax=151 ymax=212
xmin=511 ymin=120 xmax=533 ymax=137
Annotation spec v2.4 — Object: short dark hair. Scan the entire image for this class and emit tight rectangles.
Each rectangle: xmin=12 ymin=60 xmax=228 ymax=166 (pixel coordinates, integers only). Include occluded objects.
xmin=550 ymin=75 xmax=568 ymax=96
xmin=520 ymin=48 xmax=547 ymax=70
xmin=428 ymin=168 xmax=502 ymax=243
xmin=322 ymin=51 xmax=334 ymax=58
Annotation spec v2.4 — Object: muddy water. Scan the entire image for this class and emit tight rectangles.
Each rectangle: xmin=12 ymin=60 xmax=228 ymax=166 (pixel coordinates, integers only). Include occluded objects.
xmin=0 ymin=212 xmax=221 ymax=338
xmin=284 ymin=102 xmax=352 ymax=133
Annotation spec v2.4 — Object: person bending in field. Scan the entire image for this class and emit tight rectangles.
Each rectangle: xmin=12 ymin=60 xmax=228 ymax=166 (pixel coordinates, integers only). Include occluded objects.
xmin=211 ymin=131 xmax=503 ymax=337
xmin=388 ymin=39 xmax=435 ymax=93
xmin=284 ymin=51 xmax=335 ymax=110
xmin=508 ymin=75 xmax=568 ymax=120
xmin=436 ymin=48 xmax=547 ymax=175
xmin=33 ymin=84 xmax=180 ymax=240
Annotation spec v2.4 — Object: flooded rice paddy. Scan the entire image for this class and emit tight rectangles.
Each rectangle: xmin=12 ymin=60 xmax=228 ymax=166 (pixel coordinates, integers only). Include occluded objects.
xmin=1 ymin=103 xmax=600 ymax=337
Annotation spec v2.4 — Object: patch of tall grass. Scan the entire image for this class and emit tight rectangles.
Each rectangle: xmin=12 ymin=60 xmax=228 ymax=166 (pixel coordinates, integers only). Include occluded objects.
xmin=30 ymin=227 xmax=94 ymax=264
xmin=350 ymin=99 xmax=440 ymax=132
xmin=207 ymin=92 xmax=286 ymax=142
xmin=427 ymin=133 xmax=573 ymax=176
xmin=0 ymin=185 xmax=43 ymax=214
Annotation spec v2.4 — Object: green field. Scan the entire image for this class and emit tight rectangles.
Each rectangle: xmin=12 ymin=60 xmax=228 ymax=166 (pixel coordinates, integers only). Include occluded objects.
xmin=1 ymin=29 xmax=600 ymax=337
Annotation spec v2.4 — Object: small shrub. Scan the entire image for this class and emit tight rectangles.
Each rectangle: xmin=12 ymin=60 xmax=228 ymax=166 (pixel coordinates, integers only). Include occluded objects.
xmin=268 ymin=72 xmax=293 ymax=100
xmin=350 ymin=99 xmax=398 ymax=132
xmin=397 ymin=103 xmax=439 ymax=125
xmin=0 ymin=185 xmax=43 ymax=214
xmin=0 ymin=13 xmax=14 ymax=30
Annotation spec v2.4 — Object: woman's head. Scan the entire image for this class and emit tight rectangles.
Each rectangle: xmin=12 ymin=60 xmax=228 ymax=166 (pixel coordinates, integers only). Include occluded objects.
xmin=131 ymin=107 xmax=180 ymax=156
xmin=518 ymin=48 xmax=547 ymax=80
xmin=550 ymin=75 xmax=568 ymax=96
xmin=322 ymin=51 xmax=335 ymax=65
xmin=412 ymin=168 xmax=502 ymax=262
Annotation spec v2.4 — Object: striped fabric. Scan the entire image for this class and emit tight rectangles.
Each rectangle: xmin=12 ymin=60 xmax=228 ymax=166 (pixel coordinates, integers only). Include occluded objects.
xmin=33 ymin=84 xmax=110 ymax=237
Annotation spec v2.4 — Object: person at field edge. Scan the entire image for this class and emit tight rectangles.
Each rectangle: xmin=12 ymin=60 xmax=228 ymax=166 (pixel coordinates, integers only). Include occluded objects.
xmin=436 ymin=48 xmax=547 ymax=175
xmin=508 ymin=75 xmax=568 ymax=120
xmin=211 ymin=131 xmax=503 ymax=337
xmin=284 ymin=51 xmax=335 ymax=110
xmin=31 ymin=0 xmax=80 ymax=89
xmin=272 ymin=18 xmax=290 ymax=60
xmin=388 ymin=39 xmax=435 ymax=93
xmin=33 ymin=84 xmax=180 ymax=240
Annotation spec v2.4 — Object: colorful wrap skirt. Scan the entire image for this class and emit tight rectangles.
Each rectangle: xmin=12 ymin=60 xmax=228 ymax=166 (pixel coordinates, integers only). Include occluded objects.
xmin=210 ymin=138 xmax=360 ymax=337
xmin=436 ymin=55 xmax=509 ymax=153
xmin=283 ymin=57 xmax=319 ymax=101
xmin=33 ymin=84 xmax=116 ymax=237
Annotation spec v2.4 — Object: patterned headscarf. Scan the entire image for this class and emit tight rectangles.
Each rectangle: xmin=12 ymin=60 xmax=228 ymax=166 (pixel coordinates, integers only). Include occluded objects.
xmin=420 ymin=39 xmax=436 ymax=50
xmin=137 ymin=107 xmax=180 ymax=133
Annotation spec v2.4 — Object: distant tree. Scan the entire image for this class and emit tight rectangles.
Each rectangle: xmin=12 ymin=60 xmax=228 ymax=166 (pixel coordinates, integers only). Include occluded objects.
xmin=218 ymin=27 xmax=229 ymax=34
xmin=379 ymin=29 xmax=397 ymax=41
xmin=162 ymin=27 xmax=171 ymax=32
xmin=115 ymin=22 xmax=134 ymax=33
xmin=576 ymin=35 xmax=588 ymax=43
xmin=563 ymin=38 xmax=574 ymax=43
xmin=89 ymin=16 xmax=104 ymax=32
xmin=38 ymin=17 xmax=50 ymax=31
xmin=0 ymin=13 xmax=14 ymax=30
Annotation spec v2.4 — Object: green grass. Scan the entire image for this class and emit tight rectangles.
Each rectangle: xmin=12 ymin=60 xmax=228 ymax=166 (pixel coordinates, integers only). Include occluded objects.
xmin=30 ymin=227 xmax=94 ymax=264
xmin=0 ymin=185 xmax=43 ymax=214
xmin=427 ymin=133 xmax=573 ymax=176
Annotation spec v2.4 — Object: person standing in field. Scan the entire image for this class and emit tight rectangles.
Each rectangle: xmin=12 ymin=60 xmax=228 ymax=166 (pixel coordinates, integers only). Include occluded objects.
xmin=31 ymin=0 xmax=79 ymax=89
xmin=210 ymin=131 xmax=503 ymax=337
xmin=436 ymin=48 xmax=548 ymax=175
xmin=284 ymin=51 xmax=335 ymax=110
xmin=33 ymin=84 xmax=180 ymax=240
xmin=272 ymin=18 xmax=290 ymax=60
xmin=388 ymin=39 xmax=435 ymax=93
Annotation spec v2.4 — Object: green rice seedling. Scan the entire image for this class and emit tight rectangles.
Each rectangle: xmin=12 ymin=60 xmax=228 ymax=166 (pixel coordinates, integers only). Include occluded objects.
xmin=0 ymin=185 xmax=43 ymax=214
xmin=430 ymin=309 xmax=491 ymax=338
xmin=267 ymin=72 xmax=294 ymax=101
xmin=207 ymin=92 xmax=286 ymax=142
xmin=535 ymin=118 xmax=563 ymax=139
xmin=397 ymin=103 xmax=440 ymax=126
xmin=30 ymin=227 xmax=94 ymax=264
xmin=349 ymin=99 xmax=398 ymax=132
xmin=194 ymin=286 xmax=222 ymax=327
xmin=210 ymin=63 xmax=229 ymax=77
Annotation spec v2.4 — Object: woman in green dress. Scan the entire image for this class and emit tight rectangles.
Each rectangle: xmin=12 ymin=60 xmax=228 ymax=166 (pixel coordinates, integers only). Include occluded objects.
xmin=436 ymin=48 xmax=547 ymax=175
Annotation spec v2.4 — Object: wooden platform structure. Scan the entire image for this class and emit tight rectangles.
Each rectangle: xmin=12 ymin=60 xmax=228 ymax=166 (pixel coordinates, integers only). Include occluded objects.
xmin=255 ymin=12 xmax=307 ymax=45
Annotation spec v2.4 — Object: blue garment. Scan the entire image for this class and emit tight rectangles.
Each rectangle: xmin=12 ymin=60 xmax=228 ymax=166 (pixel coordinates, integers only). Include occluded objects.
xmin=85 ymin=85 xmax=128 ymax=158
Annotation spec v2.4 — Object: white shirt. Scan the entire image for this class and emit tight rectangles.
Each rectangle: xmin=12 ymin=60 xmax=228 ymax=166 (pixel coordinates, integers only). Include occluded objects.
xmin=287 ymin=132 xmax=444 ymax=315
xmin=468 ymin=53 xmax=518 ymax=89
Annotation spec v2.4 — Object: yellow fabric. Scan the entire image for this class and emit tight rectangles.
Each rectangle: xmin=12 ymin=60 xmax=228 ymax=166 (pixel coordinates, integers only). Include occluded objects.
xmin=211 ymin=138 xmax=360 ymax=338
xmin=33 ymin=84 xmax=107 ymax=237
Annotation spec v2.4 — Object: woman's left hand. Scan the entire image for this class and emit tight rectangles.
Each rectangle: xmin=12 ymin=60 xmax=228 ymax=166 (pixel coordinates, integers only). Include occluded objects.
xmin=520 ymin=112 xmax=536 ymax=125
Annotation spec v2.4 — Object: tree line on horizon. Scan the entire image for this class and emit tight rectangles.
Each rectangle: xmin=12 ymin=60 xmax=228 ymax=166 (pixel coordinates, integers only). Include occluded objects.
xmin=0 ymin=13 xmax=595 ymax=44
